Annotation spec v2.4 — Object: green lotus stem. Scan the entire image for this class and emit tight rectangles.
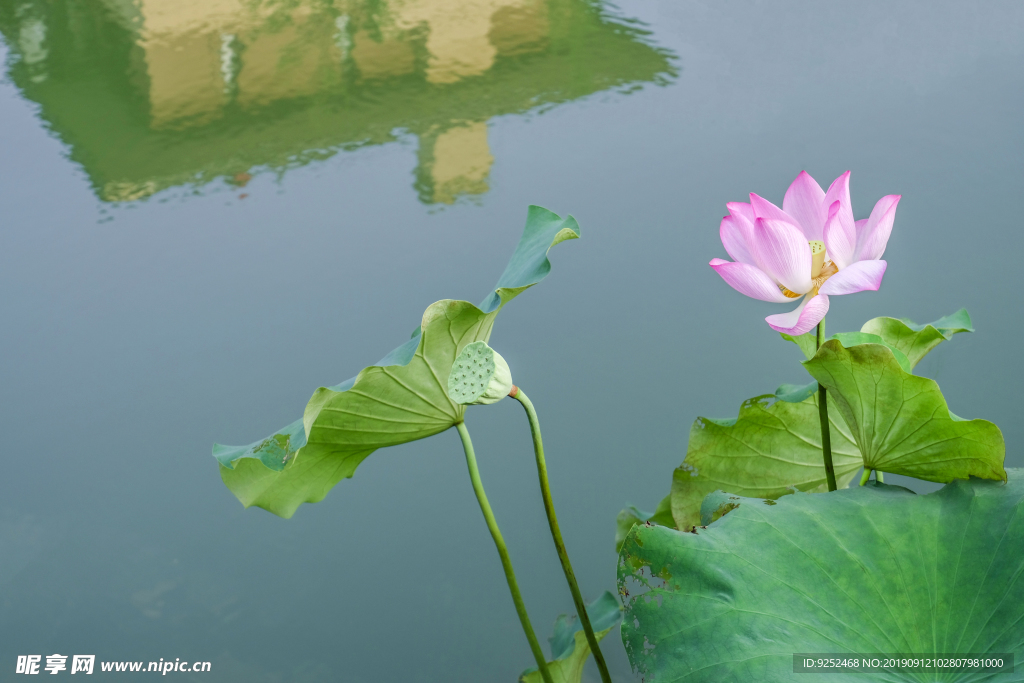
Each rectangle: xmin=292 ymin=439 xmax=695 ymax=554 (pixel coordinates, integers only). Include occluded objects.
xmin=860 ymin=471 xmax=884 ymax=485
xmin=510 ymin=387 xmax=614 ymax=683
xmin=816 ymin=319 xmax=838 ymax=492
xmin=455 ymin=421 xmax=554 ymax=683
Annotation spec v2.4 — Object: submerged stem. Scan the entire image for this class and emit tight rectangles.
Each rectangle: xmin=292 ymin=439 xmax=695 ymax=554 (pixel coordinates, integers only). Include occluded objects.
xmin=816 ymin=320 xmax=838 ymax=492
xmin=456 ymin=421 xmax=554 ymax=683
xmin=511 ymin=387 xmax=614 ymax=683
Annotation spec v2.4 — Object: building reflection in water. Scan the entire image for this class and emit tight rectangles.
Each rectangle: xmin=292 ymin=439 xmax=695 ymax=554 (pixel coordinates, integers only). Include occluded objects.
xmin=0 ymin=0 xmax=674 ymax=204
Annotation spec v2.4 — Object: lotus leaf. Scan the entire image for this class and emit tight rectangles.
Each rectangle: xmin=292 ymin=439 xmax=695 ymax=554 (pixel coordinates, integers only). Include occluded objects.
xmin=860 ymin=308 xmax=973 ymax=369
xmin=669 ymin=390 xmax=861 ymax=531
xmin=804 ymin=340 xmax=1005 ymax=483
xmin=783 ymin=331 xmax=910 ymax=372
xmin=215 ymin=206 xmax=580 ymax=517
xmin=783 ymin=309 xmax=974 ymax=370
xmin=619 ymin=471 xmax=1024 ymax=682
xmin=615 ymin=495 xmax=674 ymax=553
xmin=520 ymin=592 xmax=622 ymax=683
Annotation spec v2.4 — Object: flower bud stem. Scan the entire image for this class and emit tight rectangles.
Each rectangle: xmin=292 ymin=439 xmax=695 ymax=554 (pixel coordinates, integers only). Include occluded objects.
xmin=816 ymin=319 xmax=838 ymax=492
xmin=455 ymin=421 xmax=554 ymax=683
xmin=511 ymin=388 xmax=614 ymax=683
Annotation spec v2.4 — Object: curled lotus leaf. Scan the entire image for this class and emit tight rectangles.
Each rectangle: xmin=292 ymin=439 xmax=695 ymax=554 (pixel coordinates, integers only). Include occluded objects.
xmin=782 ymin=330 xmax=911 ymax=372
xmin=669 ymin=390 xmax=861 ymax=531
xmin=803 ymin=339 xmax=1005 ymax=483
xmin=615 ymin=494 xmax=674 ymax=553
xmin=827 ymin=332 xmax=912 ymax=373
xmin=772 ymin=381 xmax=817 ymax=403
xmin=619 ymin=471 xmax=1024 ymax=682
xmin=783 ymin=308 xmax=974 ymax=370
xmin=214 ymin=205 xmax=580 ymax=518
xmin=860 ymin=307 xmax=974 ymax=369
xmin=519 ymin=591 xmax=622 ymax=683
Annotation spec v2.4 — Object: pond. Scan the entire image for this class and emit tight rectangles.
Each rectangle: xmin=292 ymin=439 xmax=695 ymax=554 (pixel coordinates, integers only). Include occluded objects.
xmin=1 ymin=1 xmax=1021 ymax=680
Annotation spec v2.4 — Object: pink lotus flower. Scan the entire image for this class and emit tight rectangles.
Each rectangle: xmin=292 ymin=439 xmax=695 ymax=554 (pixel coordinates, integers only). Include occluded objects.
xmin=710 ymin=171 xmax=900 ymax=336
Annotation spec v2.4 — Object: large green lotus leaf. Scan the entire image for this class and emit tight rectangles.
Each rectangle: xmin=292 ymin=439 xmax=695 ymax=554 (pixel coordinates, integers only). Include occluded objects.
xmin=215 ymin=205 xmax=580 ymax=518
xmin=520 ymin=591 xmax=622 ymax=683
xmin=860 ymin=308 xmax=973 ymax=369
xmin=669 ymin=390 xmax=862 ymax=531
xmin=804 ymin=340 xmax=1005 ymax=483
xmin=619 ymin=471 xmax=1024 ymax=682
xmin=615 ymin=494 xmax=674 ymax=553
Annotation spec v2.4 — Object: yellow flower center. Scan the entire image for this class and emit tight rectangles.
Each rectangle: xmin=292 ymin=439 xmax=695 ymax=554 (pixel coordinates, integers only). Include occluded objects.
xmin=809 ymin=261 xmax=839 ymax=294
xmin=779 ymin=241 xmax=838 ymax=298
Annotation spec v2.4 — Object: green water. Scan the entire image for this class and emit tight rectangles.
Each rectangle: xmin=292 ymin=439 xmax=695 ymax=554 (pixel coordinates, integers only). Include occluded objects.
xmin=1 ymin=1 xmax=1021 ymax=680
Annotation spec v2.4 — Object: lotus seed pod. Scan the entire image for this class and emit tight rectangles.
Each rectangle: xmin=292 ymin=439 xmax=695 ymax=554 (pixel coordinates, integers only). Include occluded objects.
xmin=808 ymin=240 xmax=826 ymax=277
xmin=447 ymin=341 xmax=513 ymax=405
